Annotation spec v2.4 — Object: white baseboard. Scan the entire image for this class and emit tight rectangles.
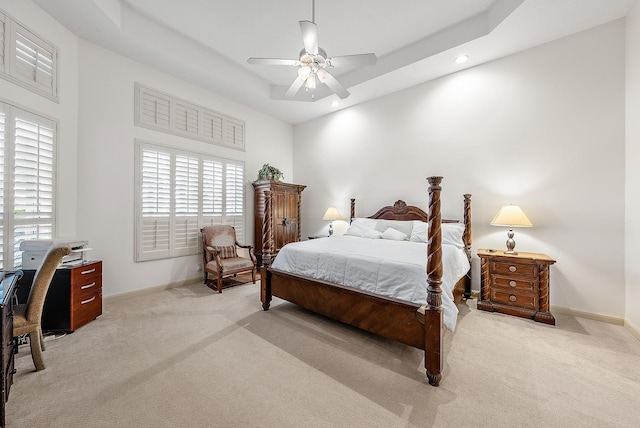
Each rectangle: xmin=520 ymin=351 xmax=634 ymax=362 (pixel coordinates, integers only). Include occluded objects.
xmin=624 ymin=318 xmax=640 ymax=341
xmin=551 ymin=305 xmax=624 ymax=325
xmin=103 ymin=276 xmax=201 ymax=304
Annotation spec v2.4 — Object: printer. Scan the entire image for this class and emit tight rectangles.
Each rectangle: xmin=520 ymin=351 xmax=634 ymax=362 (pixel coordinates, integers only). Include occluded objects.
xmin=19 ymin=239 xmax=91 ymax=269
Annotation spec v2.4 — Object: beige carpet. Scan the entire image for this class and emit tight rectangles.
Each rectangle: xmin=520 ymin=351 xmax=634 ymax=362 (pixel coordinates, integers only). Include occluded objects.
xmin=7 ymin=281 xmax=640 ymax=427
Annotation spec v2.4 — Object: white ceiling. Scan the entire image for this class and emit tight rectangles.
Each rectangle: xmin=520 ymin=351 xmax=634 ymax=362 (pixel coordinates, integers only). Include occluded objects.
xmin=33 ymin=0 xmax=635 ymax=124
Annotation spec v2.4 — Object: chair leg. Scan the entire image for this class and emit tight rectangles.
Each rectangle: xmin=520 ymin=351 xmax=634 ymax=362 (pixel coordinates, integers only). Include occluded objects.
xmin=40 ymin=330 xmax=46 ymax=352
xmin=217 ymin=276 xmax=223 ymax=293
xmin=28 ymin=329 xmax=46 ymax=371
xmin=203 ymin=272 xmax=208 ymax=285
xmin=252 ymin=268 xmax=256 ymax=284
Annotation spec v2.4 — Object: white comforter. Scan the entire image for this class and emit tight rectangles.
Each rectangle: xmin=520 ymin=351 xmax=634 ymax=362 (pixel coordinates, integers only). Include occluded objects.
xmin=271 ymin=236 xmax=470 ymax=331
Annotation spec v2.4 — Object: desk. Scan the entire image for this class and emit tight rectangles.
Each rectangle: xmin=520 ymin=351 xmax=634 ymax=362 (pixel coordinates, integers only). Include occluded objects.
xmin=1 ymin=271 xmax=21 ymax=428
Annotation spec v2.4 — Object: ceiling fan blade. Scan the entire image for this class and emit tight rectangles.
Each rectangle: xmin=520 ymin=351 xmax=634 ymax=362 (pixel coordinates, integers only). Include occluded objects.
xmin=247 ymin=58 xmax=299 ymax=66
xmin=284 ymin=77 xmax=305 ymax=99
xmin=300 ymin=20 xmax=318 ymax=55
xmin=317 ymin=69 xmax=350 ymax=99
xmin=327 ymin=53 xmax=377 ymax=68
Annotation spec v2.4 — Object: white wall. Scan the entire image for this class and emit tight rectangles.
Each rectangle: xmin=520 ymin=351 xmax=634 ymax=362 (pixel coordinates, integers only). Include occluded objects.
xmin=76 ymin=40 xmax=293 ymax=296
xmin=625 ymin=3 xmax=640 ymax=333
xmin=294 ymin=21 xmax=626 ymax=319
xmin=2 ymin=1 xmax=293 ymax=298
xmin=0 ymin=0 xmax=79 ymax=238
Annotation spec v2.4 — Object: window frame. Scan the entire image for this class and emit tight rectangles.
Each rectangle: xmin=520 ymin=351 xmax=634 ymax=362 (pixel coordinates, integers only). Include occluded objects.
xmin=0 ymin=9 xmax=59 ymax=102
xmin=134 ymin=139 xmax=245 ymax=262
xmin=0 ymin=99 xmax=57 ymax=269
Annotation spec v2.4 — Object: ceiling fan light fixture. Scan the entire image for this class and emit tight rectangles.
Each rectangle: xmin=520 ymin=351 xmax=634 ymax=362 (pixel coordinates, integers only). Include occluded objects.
xmin=298 ymin=65 xmax=312 ymax=80
xmin=305 ymin=73 xmax=316 ymax=89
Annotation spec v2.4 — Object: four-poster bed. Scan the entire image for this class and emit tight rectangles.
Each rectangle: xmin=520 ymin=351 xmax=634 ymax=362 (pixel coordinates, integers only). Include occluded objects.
xmin=259 ymin=176 xmax=471 ymax=386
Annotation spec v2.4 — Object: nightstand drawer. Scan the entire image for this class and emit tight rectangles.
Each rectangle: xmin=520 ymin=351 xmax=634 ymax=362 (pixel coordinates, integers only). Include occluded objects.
xmin=491 ymin=288 xmax=538 ymax=310
xmin=491 ymin=261 xmax=536 ymax=278
xmin=492 ymin=276 xmax=537 ymax=292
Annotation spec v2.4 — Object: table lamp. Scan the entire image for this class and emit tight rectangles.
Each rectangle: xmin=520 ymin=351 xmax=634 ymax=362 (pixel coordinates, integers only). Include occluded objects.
xmin=490 ymin=205 xmax=533 ymax=255
xmin=322 ymin=207 xmax=343 ymax=236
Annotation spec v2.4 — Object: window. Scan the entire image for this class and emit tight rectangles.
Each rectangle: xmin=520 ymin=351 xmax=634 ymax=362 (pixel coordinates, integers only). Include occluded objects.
xmin=135 ymin=140 xmax=245 ymax=262
xmin=134 ymin=83 xmax=245 ymax=151
xmin=0 ymin=101 xmax=56 ymax=269
xmin=0 ymin=9 xmax=58 ymax=101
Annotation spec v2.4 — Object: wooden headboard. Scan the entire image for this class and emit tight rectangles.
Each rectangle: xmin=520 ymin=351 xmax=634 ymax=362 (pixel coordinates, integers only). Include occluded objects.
xmin=349 ymin=195 xmax=473 ymax=255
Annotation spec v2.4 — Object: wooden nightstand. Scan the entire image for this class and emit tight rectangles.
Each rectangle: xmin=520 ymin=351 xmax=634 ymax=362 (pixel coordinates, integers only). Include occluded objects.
xmin=477 ymin=249 xmax=556 ymax=325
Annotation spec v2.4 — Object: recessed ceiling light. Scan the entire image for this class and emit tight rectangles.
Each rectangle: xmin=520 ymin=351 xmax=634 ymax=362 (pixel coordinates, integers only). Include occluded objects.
xmin=455 ymin=55 xmax=469 ymax=64
xmin=331 ymin=101 xmax=339 ymax=107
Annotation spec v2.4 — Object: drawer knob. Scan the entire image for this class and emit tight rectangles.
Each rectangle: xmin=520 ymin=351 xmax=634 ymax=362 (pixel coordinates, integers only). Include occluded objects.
xmin=509 ymin=280 xmax=517 ymax=287
xmin=509 ymin=295 xmax=517 ymax=302
xmin=509 ymin=265 xmax=517 ymax=272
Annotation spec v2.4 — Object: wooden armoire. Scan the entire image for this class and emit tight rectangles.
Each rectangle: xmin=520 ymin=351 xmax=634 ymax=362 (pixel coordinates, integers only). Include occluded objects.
xmin=252 ymin=180 xmax=306 ymax=266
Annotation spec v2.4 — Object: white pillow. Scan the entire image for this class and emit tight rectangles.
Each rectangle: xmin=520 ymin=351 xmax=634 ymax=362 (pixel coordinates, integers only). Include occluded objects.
xmin=381 ymin=227 xmax=408 ymax=241
xmin=442 ymin=222 xmax=466 ymax=248
xmin=344 ymin=218 xmax=377 ymax=237
xmin=408 ymin=221 xmax=466 ymax=247
xmin=362 ymin=230 xmax=382 ymax=239
xmin=373 ymin=219 xmax=413 ymax=240
xmin=410 ymin=220 xmax=427 ymax=243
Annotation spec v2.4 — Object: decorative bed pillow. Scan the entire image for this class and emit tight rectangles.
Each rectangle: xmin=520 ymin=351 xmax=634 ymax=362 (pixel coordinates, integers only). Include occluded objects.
xmin=381 ymin=228 xmax=408 ymax=241
xmin=409 ymin=221 xmax=466 ymax=247
xmin=211 ymin=245 xmax=237 ymax=259
xmin=410 ymin=220 xmax=428 ymax=243
xmin=442 ymin=222 xmax=466 ymax=248
xmin=362 ymin=230 xmax=383 ymax=239
xmin=344 ymin=218 xmax=378 ymax=237
xmin=373 ymin=219 xmax=413 ymax=240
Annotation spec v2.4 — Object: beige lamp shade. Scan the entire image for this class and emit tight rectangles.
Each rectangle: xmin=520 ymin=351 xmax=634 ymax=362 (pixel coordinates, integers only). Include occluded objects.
xmin=490 ymin=205 xmax=533 ymax=228
xmin=490 ymin=205 xmax=532 ymax=254
xmin=322 ymin=207 xmax=343 ymax=221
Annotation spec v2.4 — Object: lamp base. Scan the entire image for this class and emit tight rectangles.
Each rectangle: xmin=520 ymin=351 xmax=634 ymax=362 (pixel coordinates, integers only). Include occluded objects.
xmin=505 ymin=229 xmax=517 ymax=254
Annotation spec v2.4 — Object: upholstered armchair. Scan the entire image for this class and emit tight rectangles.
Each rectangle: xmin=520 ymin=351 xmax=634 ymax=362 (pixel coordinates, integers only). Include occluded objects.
xmin=200 ymin=225 xmax=257 ymax=293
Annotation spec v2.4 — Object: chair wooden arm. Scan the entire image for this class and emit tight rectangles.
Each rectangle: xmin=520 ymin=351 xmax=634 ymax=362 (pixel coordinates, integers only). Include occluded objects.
xmin=235 ymin=242 xmax=253 ymax=250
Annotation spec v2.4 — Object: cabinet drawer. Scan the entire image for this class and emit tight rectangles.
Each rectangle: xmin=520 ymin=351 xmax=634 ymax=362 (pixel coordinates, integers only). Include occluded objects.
xmin=491 ymin=288 xmax=538 ymax=310
xmin=492 ymin=276 xmax=537 ymax=293
xmin=72 ymin=277 xmax=102 ymax=303
xmin=490 ymin=261 xmax=536 ymax=278
xmin=71 ymin=290 xmax=102 ymax=329
xmin=70 ymin=262 xmax=102 ymax=284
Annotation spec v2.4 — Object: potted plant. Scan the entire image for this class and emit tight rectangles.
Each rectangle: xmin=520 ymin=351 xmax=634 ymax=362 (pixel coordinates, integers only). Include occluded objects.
xmin=257 ymin=164 xmax=284 ymax=181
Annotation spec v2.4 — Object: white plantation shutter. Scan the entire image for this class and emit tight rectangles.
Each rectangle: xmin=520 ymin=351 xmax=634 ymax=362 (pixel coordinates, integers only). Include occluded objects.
xmin=134 ymin=83 xmax=244 ymax=150
xmin=0 ymin=12 xmax=58 ymax=100
xmin=173 ymin=101 xmax=198 ymax=136
xmin=200 ymin=109 xmax=223 ymax=144
xmin=224 ymin=117 xmax=245 ymax=149
xmin=0 ymin=102 xmax=56 ymax=269
xmin=137 ymin=85 xmax=171 ymax=129
xmin=135 ymin=141 xmax=245 ymax=261
xmin=0 ymin=104 xmax=5 ymax=267
xmin=224 ymin=162 xmax=244 ymax=243
xmin=173 ymin=155 xmax=199 ymax=255
xmin=0 ymin=13 xmax=6 ymax=73
xmin=139 ymin=149 xmax=171 ymax=260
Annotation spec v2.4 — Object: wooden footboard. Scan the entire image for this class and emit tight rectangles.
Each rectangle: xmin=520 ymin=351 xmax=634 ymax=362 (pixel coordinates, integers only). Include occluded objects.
xmin=260 ymin=176 xmax=470 ymax=387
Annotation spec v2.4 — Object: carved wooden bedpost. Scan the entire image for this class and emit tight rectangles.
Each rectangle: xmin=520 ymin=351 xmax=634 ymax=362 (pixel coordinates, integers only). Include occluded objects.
xmin=261 ymin=190 xmax=274 ymax=310
xmin=463 ymin=194 xmax=472 ymax=299
xmin=424 ymin=175 xmax=444 ymax=386
xmin=350 ymin=198 xmax=355 ymax=223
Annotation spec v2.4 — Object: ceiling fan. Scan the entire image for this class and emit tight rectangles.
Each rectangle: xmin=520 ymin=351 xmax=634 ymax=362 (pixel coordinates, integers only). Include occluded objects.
xmin=247 ymin=0 xmax=377 ymax=100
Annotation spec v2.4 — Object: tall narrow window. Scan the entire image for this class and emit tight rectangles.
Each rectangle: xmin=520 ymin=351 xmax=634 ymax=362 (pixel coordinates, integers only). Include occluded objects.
xmin=135 ymin=141 xmax=245 ymax=262
xmin=0 ymin=102 xmax=56 ymax=269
